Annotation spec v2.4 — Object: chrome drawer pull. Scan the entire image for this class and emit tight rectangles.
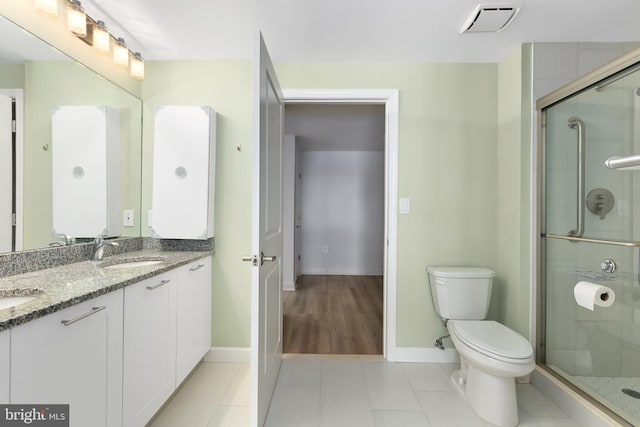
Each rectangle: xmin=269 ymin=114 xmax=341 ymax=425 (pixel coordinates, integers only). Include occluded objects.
xmin=189 ymin=264 xmax=205 ymax=272
xmin=61 ymin=306 xmax=106 ymax=326
xmin=146 ymin=279 xmax=171 ymax=291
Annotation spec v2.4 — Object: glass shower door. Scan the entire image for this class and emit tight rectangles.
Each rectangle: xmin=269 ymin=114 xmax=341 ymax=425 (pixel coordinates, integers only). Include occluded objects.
xmin=543 ymin=65 xmax=640 ymax=425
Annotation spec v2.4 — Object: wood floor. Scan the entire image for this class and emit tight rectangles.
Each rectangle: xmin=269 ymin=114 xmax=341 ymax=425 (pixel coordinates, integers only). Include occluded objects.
xmin=283 ymin=275 xmax=383 ymax=355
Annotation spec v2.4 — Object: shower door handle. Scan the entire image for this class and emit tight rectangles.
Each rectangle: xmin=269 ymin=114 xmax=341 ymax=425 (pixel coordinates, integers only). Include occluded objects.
xmin=567 ymin=116 xmax=585 ymax=238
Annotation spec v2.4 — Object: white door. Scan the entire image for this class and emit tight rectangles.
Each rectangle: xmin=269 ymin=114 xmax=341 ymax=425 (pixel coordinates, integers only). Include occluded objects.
xmin=248 ymin=31 xmax=284 ymax=427
xmin=294 ymin=149 xmax=302 ymax=282
xmin=0 ymin=94 xmax=12 ymax=253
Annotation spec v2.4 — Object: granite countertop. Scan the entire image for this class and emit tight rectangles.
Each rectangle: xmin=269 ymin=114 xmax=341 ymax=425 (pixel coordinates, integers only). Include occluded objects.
xmin=0 ymin=250 xmax=212 ymax=331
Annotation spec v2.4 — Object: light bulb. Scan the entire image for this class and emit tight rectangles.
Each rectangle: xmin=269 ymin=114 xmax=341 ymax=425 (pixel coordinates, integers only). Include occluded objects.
xmin=113 ymin=38 xmax=129 ymax=67
xmin=34 ymin=0 xmax=58 ymax=17
xmin=67 ymin=0 xmax=87 ymax=36
xmin=130 ymin=52 xmax=145 ymax=80
xmin=93 ymin=21 xmax=110 ymax=54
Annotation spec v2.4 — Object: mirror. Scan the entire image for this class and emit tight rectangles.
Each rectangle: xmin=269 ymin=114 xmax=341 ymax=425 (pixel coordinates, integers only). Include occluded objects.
xmin=0 ymin=14 xmax=142 ymax=253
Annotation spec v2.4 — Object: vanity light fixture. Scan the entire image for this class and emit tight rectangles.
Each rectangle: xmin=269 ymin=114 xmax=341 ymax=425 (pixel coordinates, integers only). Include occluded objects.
xmin=66 ymin=0 xmax=87 ymax=37
xmin=34 ymin=0 xmax=58 ymax=17
xmin=32 ymin=0 xmax=145 ymax=79
xmin=113 ymin=38 xmax=129 ymax=67
xmin=93 ymin=20 xmax=110 ymax=54
xmin=130 ymin=52 xmax=145 ymax=80
xmin=605 ymin=154 xmax=640 ymax=170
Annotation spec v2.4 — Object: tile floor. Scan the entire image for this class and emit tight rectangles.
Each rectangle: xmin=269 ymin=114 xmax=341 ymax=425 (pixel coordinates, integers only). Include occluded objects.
xmin=149 ymin=359 xmax=582 ymax=427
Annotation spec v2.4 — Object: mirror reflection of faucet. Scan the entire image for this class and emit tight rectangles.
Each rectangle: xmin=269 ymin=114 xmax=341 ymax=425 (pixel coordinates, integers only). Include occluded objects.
xmin=49 ymin=233 xmax=75 ymax=246
xmin=91 ymin=235 xmax=119 ymax=261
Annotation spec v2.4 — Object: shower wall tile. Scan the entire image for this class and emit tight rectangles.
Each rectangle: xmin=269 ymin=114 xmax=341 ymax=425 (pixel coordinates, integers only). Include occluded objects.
xmin=577 ymin=43 xmax=625 ymax=77
xmin=533 ymin=44 xmax=579 ymax=80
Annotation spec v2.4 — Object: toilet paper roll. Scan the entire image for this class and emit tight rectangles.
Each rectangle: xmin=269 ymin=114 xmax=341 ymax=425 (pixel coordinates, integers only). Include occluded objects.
xmin=574 ymin=281 xmax=615 ymax=311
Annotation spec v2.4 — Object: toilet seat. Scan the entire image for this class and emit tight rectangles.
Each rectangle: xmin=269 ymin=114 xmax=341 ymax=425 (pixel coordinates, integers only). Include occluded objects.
xmin=449 ymin=320 xmax=533 ymax=363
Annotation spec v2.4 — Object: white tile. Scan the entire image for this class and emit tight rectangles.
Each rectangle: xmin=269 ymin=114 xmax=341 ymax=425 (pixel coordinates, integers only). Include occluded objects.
xmin=149 ymin=363 xmax=242 ymax=427
xmin=533 ymin=43 xmax=579 ymax=80
xmin=415 ymin=391 xmax=487 ymax=427
xmin=207 ymin=406 xmax=250 ymax=427
xmin=535 ymin=417 xmax=582 ymax=427
xmin=278 ymin=359 xmax=322 ymax=388
xmin=517 ymin=384 xmax=567 ymax=418
xmin=221 ymin=363 xmax=250 ymax=406
xmin=264 ymin=386 xmax=320 ymax=427
xmin=373 ymin=410 xmax=431 ymax=427
xmin=362 ymin=362 xmax=421 ymax=411
xmin=400 ymin=362 xmax=452 ymax=391
xmin=320 ymin=364 xmax=376 ymax=427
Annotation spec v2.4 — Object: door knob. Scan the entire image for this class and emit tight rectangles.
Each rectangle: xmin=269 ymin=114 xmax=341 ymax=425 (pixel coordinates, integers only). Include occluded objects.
xmin=242 ymin=252 xmax=277 ymax=266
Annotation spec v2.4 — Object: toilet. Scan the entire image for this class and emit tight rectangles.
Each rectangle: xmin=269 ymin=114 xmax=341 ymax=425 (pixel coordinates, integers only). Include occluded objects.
xmin=428 ymin=267 xmax=534 ymax=427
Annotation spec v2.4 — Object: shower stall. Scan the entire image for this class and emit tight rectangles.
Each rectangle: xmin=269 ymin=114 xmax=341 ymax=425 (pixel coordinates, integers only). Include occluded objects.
xmin=538 ymin=50 xmax=640 ymax=426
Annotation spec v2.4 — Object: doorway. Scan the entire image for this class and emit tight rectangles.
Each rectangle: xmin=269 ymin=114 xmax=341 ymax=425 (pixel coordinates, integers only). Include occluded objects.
xmin=0 ymin=90 xmax=23 ymax=253
xmin=281 ymin=90 xmax=399 ymax=357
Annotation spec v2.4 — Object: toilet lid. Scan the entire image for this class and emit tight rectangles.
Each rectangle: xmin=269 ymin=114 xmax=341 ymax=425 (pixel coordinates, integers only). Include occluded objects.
xmin=450 ymin=320 xmax=533 ymax=362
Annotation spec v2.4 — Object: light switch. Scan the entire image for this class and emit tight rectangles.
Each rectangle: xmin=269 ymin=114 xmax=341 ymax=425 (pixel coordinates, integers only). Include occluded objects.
xmin=399 ymin=198 xmax=410 ymax=214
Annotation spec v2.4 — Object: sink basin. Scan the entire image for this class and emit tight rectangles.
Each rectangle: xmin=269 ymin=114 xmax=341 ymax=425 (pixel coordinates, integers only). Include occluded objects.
xmin=0 ymin=288 xmax=42 ymax=311
xmin=0 ymin=296 xmax=36 ymax=311
xmin=99 ymin=256 xmax=166 ymax=270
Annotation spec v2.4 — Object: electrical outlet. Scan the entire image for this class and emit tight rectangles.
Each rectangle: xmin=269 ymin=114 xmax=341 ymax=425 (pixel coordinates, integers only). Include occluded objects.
xmin=322 ymin=246 xmax=328 ymax=254
xmin=123 ymin=210 xmax=134 ymax=227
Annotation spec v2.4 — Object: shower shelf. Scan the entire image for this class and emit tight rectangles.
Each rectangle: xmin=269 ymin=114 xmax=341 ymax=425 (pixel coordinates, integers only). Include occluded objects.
xmin=575 ymin=270 xmax=640 ymax=282
xmin=544 ymin=233 xmax=640 ymax=248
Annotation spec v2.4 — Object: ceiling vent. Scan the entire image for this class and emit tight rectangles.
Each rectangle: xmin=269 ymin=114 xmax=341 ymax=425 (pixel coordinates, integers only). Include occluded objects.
xmin=460 ymin=3 xmax=522 ymax=33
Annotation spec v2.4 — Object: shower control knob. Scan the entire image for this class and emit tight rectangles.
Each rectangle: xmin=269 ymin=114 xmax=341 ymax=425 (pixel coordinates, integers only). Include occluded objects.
xmin=601 ymin=259 xmax=616 ymax=274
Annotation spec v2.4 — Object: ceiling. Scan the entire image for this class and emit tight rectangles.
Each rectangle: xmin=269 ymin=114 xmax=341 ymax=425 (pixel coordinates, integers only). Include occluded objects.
xmin=81 ymin=0 xmax=640 ymax=63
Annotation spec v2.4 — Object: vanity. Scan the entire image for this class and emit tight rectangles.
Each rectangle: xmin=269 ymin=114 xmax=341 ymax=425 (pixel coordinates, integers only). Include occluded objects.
xmin=0 ymin=6 xmax=217 ymax=426
xmin=0 ymin=248 xmax=212 ymax=427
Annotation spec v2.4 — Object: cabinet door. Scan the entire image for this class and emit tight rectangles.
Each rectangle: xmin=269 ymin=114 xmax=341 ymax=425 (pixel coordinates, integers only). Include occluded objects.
xmin=52 ymin=106 xmax=121 ymax=238
xmin=151 ymin=105 xmax=216 ymax=239
xmin=10 ymin=290 xmax=123 ymax=427
xmin=176 ymin=258 xmax=212 ymax=384
xmin=0 ymin=329 xmax=8 ymax=403
xmin=123 ymin=272 xmax=176 ymax=427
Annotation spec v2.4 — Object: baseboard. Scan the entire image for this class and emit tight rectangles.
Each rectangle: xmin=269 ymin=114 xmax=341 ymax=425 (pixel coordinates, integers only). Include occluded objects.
xmin=203 ymin=347 xmax=250 ymax=363
xmin=390 ymin=347 xmax=459 ymax=363
xmin=301 ymin=270 xmax=384 ymax=276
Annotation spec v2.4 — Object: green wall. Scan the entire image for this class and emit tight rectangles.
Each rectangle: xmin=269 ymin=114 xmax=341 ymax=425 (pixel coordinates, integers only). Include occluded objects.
xmin=0 ymin=64 xmax=24 ymax=88
xmin=23 ymin=61 xmax=142 ymax=249
xmin=277 ymin=63 xmax=500 ymax=347
xmin=142 ymin=61 xmax=516 ymax=349
xmin=496 ymin=46 xmax=530 ymax=338
xmin=142 ymin=61 xmax=253 ymax=347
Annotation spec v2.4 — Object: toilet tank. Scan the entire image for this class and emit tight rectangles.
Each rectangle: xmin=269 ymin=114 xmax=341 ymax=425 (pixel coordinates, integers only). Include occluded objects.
xmin=427 ymin=267 xmax=495 ymax=320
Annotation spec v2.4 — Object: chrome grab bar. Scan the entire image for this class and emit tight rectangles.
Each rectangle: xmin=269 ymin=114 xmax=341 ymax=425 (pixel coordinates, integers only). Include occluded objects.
xmin=544 ymin=233 xmax=640 ymax=248
xmin=567 ymin=117 xmax=585 ymax=238
xmin=61 ymin=306 xmax=106 ymax=326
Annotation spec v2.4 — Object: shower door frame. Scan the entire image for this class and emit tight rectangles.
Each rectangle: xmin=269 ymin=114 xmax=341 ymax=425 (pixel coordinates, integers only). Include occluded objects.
xmin=536 ymin=48 xmax=640 ymax=427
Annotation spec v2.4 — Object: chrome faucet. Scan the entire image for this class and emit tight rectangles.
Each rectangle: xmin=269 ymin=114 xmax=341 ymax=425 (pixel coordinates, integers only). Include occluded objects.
xmin=91 ymin=235 xmax=119 ymax=261
xmin=56 ymin=233 xmax=75 ymax=245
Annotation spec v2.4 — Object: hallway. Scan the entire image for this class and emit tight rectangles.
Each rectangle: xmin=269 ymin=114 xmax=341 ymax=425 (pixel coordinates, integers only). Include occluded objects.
xmin=283 ymin=275 xmax=383 ymax=355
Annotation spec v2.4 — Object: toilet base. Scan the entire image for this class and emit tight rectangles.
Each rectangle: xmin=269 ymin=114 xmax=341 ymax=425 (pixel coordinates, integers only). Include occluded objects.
xmin=450 ymin=366 xmax=519 ymax=427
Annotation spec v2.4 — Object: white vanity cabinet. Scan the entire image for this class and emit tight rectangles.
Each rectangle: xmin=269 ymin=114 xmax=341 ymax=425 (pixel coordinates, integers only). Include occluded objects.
xmin=122 ymin=270 xmax=177 ymax=427
xmin=0 ymin=329 xmax=9 ymax=403
xmin=123 ymin=257 xmax=212 ymax=426
xmin=151 ymin=106 xmax=216 ymax=239
xmin=176 ymin=257 xmax=212 ymax=384
xmin=10 ymin=290 xmax=123 ymax=427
